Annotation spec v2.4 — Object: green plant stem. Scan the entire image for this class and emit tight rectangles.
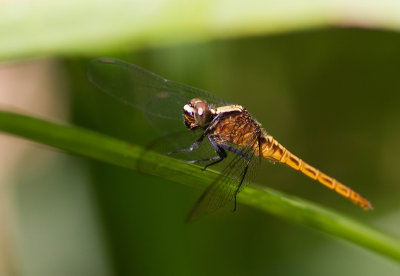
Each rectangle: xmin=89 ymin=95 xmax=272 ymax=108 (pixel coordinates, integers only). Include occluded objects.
xmin=0 ymin=109 xmax=399 ymax=262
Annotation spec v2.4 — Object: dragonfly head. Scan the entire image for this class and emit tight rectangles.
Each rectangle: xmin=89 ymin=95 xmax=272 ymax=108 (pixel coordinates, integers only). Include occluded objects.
xmin=183 ymin=98 xmax=215 ymax=130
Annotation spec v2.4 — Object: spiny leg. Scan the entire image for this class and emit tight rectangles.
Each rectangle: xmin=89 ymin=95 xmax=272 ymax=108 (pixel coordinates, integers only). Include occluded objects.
xmin=165 ymin=134 xmax=205 ymax=155
xmin=185 ymin=155 xmax=223 ymax=165
xmin=219 ymin=144 xmax=251 ymax=211
xmin=167 ymin=134 xmax=227 ymax=170
xmin=219 ymin=144 xmax=250 ymax=160
xmin=199 ymin=136 xmax=227 ymax=171
xmin=184 ymin=136 xmax=227 ymax=170
xmin=233 ymin=158 xmax=251 ymax=211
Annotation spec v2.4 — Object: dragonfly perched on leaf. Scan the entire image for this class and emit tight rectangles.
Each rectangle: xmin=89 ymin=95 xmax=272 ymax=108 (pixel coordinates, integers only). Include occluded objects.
xmin=87 ymin=58 xmax=373 ymax=222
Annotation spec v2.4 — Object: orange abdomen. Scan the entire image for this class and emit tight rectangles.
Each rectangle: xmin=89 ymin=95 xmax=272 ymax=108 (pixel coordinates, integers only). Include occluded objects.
xmin=259 ymin=135 xmax=373 ymax=210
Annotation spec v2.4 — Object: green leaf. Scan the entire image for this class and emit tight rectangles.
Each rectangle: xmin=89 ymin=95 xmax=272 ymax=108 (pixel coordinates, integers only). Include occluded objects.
xmin=0 ymin=109 xmax=399 ymax=262
xmin=2 ymin=0 xmax=400 ymax=60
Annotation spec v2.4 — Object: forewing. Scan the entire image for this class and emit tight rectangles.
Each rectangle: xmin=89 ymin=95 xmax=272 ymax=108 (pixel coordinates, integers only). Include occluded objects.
xmin=87 ymin=58 xmax=230 ymax=135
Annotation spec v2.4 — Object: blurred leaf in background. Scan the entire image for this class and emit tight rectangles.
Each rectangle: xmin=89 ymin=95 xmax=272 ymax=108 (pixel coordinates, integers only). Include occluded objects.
xmin=0 ymin=0 xmax=400 ymax=276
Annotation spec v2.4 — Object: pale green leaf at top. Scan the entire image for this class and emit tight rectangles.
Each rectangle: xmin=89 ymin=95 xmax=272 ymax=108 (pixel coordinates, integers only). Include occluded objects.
xmin=2 ymin=0 xmax=400 ymax=60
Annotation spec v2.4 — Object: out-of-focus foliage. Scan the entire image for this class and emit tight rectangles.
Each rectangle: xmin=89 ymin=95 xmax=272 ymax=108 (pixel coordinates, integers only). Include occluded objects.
xmin=1 ymin=0 xmax=400 ymax=275
xmin=3 ymin=0 xmax=400 ymax=60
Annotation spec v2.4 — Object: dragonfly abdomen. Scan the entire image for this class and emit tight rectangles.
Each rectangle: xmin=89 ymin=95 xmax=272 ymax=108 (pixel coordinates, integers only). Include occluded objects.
xmin=260 ymin=135 xmax=373 ymax=210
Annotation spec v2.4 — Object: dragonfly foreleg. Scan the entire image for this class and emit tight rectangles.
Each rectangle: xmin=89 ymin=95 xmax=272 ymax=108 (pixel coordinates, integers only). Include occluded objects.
xmin=165 ymin=135 xmax=205 ymax=155
xmin=184 ymin=136 xmax=227 ymax=171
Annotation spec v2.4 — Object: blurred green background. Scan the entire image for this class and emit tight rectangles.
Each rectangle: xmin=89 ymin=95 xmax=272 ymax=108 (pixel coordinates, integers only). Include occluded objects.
xmin=1 ymin=1 xmax=400 ymax=275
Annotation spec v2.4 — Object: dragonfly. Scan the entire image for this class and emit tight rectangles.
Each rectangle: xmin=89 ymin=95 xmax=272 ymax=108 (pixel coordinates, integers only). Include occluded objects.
xmin=87 ymin=58 xmax=373 ymax=221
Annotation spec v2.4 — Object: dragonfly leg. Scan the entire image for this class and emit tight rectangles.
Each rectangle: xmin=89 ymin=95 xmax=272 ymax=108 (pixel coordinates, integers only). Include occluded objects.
xmin=219 ymin=144 xmax=250 ymax=160
xmin=199 ymin=136 xmax=227 ymax=171
xmin=185 ymin=136 xmax=227 ymax=170
xmin=233 ymin=158 xmax=251 ymax=211
xmin=167 ymin=134 xmax=227 ymax=170
xmin=185 ymin=155 xmax=223 ymax=165
xmin=165 ymin=135 xmax=205 ymax=155
xmin=219 ymin=144 xmax=251 ymax=212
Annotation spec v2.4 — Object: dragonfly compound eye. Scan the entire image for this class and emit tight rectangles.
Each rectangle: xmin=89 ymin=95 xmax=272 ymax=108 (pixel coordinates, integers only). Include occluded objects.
xmin=193 ymin=100 xmax=212 ymax=127
xmin=183 ymin=98 xmax=213 ymax=129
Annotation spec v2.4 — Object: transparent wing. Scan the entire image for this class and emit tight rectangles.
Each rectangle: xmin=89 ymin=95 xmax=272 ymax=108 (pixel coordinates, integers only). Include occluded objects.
xmin=186 ymin=135 xmax=260 ymax=222
xmin=87 ymin=57 xmax=260 ymax=221
xmin=87 ymin=58 xmax=230 ymax=135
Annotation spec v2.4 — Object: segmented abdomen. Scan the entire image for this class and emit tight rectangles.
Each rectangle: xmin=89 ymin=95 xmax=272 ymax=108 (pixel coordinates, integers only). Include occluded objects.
xmin=259 ymin=135 xmax=373 ymax=210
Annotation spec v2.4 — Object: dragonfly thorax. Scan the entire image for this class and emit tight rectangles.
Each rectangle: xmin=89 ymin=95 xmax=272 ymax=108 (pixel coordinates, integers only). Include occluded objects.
xmin=183 ymin=98 xmax=216 ymax=130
